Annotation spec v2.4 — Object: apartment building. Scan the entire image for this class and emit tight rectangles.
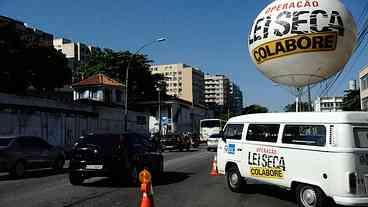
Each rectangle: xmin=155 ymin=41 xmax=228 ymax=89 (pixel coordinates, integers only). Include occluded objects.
xmin=53 ymin=38 xmax=102 ymax=78
xmin=360 ymin=65 xmax=368 ymax=111
xmin=150 ymin=63 xmax=205 ymax=106
xmin=314 ymin=96 xmax=343 ymax=112
xmin=0 ymin=15 xmax=53 ymax=47
xmin=204 ymin=74 xmax=230 ymax=110
xmin=229 ymin=82 xmax=243 ymax=115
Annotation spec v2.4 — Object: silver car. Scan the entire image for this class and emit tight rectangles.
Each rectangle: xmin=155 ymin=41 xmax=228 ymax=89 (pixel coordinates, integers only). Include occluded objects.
xmin=207 ymin=133 xmax=221 ymax=151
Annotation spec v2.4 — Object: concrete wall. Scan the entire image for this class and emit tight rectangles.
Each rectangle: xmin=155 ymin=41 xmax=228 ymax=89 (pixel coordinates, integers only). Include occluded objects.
xmin=0 ymin=93 xmax=148 ymax=148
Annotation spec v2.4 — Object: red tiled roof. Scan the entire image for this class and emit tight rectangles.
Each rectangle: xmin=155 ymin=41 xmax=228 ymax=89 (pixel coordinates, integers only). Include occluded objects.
xmin=72 ymin=73 xmax=124 ymax=87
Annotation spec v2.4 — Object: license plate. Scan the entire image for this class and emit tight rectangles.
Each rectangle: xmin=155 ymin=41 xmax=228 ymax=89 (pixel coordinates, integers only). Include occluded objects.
xmin=86 ymin=165 xmax=103 ymax=170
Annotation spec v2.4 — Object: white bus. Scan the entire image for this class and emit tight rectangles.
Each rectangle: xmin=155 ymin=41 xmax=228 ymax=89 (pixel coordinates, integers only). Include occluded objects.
xmin=217 ymin=112 xmax=368 ymax=207
xmin=200 ymin=119 xmax=226 ymax=142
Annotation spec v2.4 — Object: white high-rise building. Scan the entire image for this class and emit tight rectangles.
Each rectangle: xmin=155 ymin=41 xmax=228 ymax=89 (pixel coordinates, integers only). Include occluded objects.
xmin=204 ymin=74 xmax=230 ymax=108
xmin=314 ymin=96 xmax=343 ymax=112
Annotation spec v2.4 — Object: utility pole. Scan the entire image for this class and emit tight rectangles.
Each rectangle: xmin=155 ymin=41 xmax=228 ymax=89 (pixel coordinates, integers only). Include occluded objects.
xmin=308 ymin=84 xmax=312 ymax=111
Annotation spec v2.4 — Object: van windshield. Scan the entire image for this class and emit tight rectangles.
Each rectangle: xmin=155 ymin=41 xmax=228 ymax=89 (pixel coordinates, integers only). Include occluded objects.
xmin=353 ymin=128 xmax=368 ymax=148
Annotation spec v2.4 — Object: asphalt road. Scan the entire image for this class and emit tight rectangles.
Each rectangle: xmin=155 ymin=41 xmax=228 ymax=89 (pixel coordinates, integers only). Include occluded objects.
xmin=0 ymin=146 xmax=304 ymax=207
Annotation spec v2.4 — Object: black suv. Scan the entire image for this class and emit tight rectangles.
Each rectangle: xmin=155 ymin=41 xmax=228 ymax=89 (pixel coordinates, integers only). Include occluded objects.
xmin=69 ymin=133 xmax=163 ymax=185
xmin=0 ymin=136 xmax=66 ymax=177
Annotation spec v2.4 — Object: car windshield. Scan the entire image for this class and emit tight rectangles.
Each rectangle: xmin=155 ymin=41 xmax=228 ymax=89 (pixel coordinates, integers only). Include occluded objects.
xmin=209 ymin=134 xmax=220 ymax=138
xmin=201 ymin=121 xmax=220 ymax=128
xmin=0 ymin=138 xmax=13 ymax=147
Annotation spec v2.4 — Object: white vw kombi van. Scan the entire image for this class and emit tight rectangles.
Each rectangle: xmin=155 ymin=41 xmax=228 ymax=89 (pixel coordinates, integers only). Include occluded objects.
xmin=217 ymin=112 xmax=368 ymax=207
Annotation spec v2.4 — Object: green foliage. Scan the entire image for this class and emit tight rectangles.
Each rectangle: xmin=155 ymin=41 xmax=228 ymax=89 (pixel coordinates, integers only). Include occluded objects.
xmin=342 ymin=90 xmax=361 ymax=111
xmin=284 ymin=102 xmax=312 ymax=112
xmin=0 ymin=23 xmax=29 ymax=93
xmin=242 ymin=104 xmax=269 ymax=114
xmin=26 ymin=46 xmax=72 ymax=92
xmin=77 ymin=51 xmax=165 ymax=102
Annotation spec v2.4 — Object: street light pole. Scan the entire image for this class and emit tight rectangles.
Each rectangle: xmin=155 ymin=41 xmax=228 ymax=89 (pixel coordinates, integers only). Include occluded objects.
xmin=123 ymin=37 xmax=167 ymax=132
xmin=157 ymin=86 xmax=161 ymax=137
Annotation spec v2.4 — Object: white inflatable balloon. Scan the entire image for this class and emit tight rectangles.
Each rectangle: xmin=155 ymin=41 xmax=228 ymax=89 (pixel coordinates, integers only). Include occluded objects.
xmin=248 ymin=0 xmax=357 ymax=87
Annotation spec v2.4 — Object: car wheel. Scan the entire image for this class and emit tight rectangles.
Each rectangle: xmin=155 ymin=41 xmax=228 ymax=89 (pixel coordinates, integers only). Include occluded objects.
xmin=295 ymin=184 xmax=327 ymax=207
xmin=226 ymin=165 xmax=244 ymax=193
xmin=69 ymin=173 xmax=84 ymax=185
xmin=52 ymin=158 xmax=65 ymax=172
xmin=10 ymin=161 xmax=26 ymax=178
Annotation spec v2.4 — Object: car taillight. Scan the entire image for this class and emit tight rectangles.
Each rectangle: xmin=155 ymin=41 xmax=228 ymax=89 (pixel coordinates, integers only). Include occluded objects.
xmin=348 ymin=172 xmax=357 ymax=194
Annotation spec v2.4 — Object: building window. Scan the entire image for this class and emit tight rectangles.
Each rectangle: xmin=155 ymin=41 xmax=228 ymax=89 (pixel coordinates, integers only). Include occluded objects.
xmin=282 ymin=125 xmax=326 ymax=146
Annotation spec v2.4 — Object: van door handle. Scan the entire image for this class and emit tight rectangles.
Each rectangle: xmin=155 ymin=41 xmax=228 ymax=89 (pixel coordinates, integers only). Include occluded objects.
xmin=237 ymin=149 xmax=242 ymax=151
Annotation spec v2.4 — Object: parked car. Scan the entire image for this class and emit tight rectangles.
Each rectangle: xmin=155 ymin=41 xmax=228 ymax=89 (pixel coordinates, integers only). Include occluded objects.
xmin=0 ymin=136 xmax=66 ymax=178
xmin=207 ymin=133 xmax=221 ymax=151
xmin=68 ymin=133 xmax=163 ymax=185
xmin=160 ymin=133 xmax=191 ymax=151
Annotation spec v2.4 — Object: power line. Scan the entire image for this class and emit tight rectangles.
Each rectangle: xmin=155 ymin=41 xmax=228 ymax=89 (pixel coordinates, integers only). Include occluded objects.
xmin=319 ymin=6 xmax=368 ymax=96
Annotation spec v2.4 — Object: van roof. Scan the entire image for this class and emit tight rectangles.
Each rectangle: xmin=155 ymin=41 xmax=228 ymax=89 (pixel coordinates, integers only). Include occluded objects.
xmin=228 ymin=112 xmax=368 ymax=124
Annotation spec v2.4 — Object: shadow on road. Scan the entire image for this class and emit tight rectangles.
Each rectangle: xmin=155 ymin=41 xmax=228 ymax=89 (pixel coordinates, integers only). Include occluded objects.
xmin=79 ymin=171 xmax=192 ymax=188
xmin=243 ymin=184 xmax=295 ymax=203
xmin=0 ymin=168 xmax=67 ymax=181
xmin=242 ymin=184 xmax=336 ymax=207
xmin=153 ymin=171 xmax=192 ymax=186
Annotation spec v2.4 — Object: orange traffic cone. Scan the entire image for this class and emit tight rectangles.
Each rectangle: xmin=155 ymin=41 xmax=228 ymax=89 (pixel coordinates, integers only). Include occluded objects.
xmin=140 ymin=191 xmax=154 ymax=207
xmin=210 ymin=155 xmax=219 ymax=176
xmin=139 ymin=169 xmax=154 ymax=207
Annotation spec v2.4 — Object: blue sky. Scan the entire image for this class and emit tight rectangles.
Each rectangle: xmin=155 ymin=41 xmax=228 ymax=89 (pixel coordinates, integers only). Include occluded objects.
xmin=1 ymin=0 xmax=367 ymax=111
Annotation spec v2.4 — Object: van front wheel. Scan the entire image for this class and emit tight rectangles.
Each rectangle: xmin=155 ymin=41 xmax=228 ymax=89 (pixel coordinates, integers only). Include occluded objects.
xmin=296 ymin=184 xmax=327 ymax=207
xmin=226 ymin=166 xmax=244 ymax=193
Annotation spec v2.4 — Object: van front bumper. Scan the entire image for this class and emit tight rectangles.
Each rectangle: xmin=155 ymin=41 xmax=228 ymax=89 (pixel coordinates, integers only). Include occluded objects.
xmin=333 ymin=195 xmax=368 ymax=206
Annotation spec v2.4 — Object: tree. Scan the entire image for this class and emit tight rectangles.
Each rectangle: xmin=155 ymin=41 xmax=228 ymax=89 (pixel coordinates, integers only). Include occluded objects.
xmin=242 ymin=104 xmax=269 ymax=114
xmin=26 ymin=46 xmax=72 ymax=92
xmin=0 ymin=23 xmax=71 ymax=93
xmin=78 ymin=50 xmax=165 ymax=102
xmin=0 ymin=23 xmax=28 ymax=93
xmin=342 ymin=89 xmax=361 ymax=111
xmin=284 ymin=102 xmax=312 ymax=112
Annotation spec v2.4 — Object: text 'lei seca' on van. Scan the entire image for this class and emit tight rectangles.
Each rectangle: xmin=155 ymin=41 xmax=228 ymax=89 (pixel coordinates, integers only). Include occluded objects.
xmin=248 ymin=151 xmax=286 ymax=179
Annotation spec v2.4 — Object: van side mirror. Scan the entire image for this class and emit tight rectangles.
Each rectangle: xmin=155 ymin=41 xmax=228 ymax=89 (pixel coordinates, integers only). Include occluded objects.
xmin=220 ymin=130 xmax=226 ymax=142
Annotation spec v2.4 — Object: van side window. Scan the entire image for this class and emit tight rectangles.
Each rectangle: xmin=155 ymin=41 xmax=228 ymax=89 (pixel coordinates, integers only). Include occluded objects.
xmin=223 ymin=124 xmax=244 ymax=140
xmin=282 ymin=125 xmax=326 ymax=146
xmin=246 ymin=124 xmax=280 ymax=142
xmin=353 ymin=128 xmax=368 ymax=148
